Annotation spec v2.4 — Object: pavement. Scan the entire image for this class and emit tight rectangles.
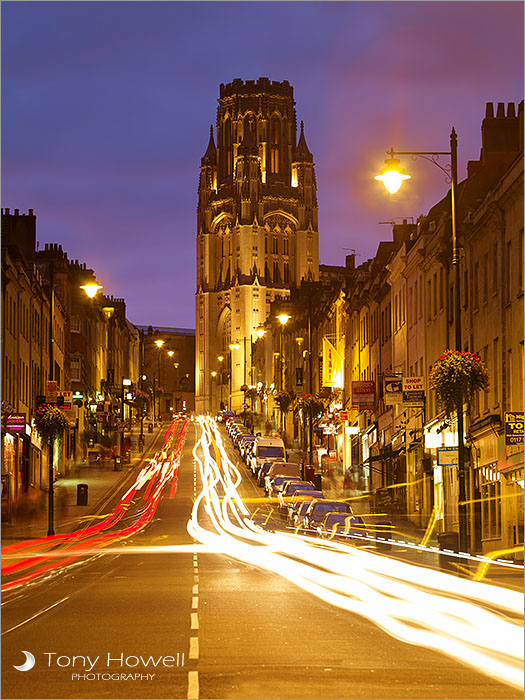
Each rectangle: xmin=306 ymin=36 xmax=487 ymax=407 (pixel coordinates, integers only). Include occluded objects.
xmin=1 ymin=423 xmax=166 ymax=544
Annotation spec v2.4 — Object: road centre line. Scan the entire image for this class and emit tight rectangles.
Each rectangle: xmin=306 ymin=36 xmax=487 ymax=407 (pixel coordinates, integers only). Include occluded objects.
xmin=189 ymin=637 xmax=199 ymax=660
xmin=187 ymin=670 xmax=199 ymax=699
xmin=192 ymin=584 xmax=198 ymax=594
xmin=191 ymin=612 xmax=199 ymax=629
xmin=192 ymin=596 xmax=198 ymax=608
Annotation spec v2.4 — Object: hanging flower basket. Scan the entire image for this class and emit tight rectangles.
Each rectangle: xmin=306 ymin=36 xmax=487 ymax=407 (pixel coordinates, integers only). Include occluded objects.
xmin=429 ymin=350 xmax=489 ymax=417
xmin=300 ymin=393 xmax=325 ymax=419
xmin=134 ymin=390 xmax=150 ymax=415
xmin=33 ymin=403 xmax=70 ymax=441
xmin=274 ymin=390 xmax=293 ymax=413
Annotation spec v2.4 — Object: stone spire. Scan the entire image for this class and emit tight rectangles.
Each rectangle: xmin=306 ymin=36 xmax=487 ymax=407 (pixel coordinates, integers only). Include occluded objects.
xmin=295 ymin=121 xmax=313 ymax=162
xmin=201 ymin=125 xmax=216 ymax=163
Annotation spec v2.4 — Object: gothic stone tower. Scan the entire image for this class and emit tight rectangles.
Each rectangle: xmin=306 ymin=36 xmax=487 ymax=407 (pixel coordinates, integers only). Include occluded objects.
xmin=195 ymin=77 xmax=320 ymax=413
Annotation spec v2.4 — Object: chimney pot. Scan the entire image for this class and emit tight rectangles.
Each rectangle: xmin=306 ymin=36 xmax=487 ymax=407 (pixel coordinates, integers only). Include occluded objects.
xmin=485 ymin=103 xmax=494 ymax=118
xmin=507 ymin=103 xmax=516 ymax=118
xmin=29 ymin=208 xmax=33 ymax=216
xmin=15 ymin=208 xmax=19 ymax=215
xmin=496 ymin=102 xmax=505 ymax=117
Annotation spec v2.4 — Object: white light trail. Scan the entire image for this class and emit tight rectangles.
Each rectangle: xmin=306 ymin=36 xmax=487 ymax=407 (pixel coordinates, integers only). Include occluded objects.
xmin=187 ymin=416 xmax=524 ymax=691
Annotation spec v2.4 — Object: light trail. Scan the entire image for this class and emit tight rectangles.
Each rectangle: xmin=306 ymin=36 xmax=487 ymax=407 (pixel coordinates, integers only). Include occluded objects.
xmin=187 ymin=416 xmax=524 ymax=691
xmin=1 ymin=418 xmax=189 ymax=592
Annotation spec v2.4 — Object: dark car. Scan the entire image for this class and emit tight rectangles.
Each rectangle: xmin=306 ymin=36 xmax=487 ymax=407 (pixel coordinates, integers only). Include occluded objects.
xmin=256 ymin=461 xmax=274 ymax=486
xmin=278 ymin=481 xmax=315 ymax=509
xmin=286 ymin=490 xmax=324 ymax=524
xmin=319 ymin=513 xmax=367 ymax=542
xmin=301 ymin=500 xmax=353 ymax=533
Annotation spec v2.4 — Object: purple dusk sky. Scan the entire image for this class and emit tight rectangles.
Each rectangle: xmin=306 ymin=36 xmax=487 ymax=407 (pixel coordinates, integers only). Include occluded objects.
xmin=2 ymin=2 xmax=523 ymax=329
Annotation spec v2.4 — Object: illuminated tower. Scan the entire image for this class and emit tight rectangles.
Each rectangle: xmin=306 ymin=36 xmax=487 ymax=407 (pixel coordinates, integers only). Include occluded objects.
xmin=195 ymin=78 xmax=319 ymax=413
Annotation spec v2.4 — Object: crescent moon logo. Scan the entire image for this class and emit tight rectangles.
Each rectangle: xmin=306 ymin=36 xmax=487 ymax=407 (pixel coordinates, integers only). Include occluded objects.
xmin=13 ymin=650 xmax=35 ymax=672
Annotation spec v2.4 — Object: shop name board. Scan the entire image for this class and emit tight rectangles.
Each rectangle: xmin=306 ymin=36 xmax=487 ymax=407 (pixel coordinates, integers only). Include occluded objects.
xmin=46 ymin=380 xmax=57 ymax=403
xmin=5 ymin=413 xmax=26 ymax=432
xmin=437 ymin=446 xmax=458 ymax=466
xmin=351 ymin=381 xmax=375 ymax=410
xmin=384 ymin=377 xmax=403 ymax=405
xmin=505 ymin=412 xmax=524 ymax=446
xmin=402 ymin=377 xmax=425 ymax=407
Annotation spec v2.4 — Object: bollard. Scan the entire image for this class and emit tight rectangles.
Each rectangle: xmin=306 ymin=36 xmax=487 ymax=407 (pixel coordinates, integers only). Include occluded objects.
xmin=304 ymin=465 xmax=315 ymax=484
xmin=313 ymin=473 xmax=322 ymax=492
xmin=114 ymin=455 xmax=122 ymax=472
xmin=375 ymin=520 xmax=393 ymax=550
xmin=437 ymin=531 xmax=460 ymax=573
xmin=76 ymin=483 xmax=88 ymax=506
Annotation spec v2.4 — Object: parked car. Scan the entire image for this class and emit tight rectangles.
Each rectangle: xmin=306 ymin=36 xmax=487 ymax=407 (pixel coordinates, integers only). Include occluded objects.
xmin=265 ymin=475 xmax=302 ymax=498
xmin=216 ymin=411 xmax=235 ymax=423
xmin=250 ymin=437 xmax=286 ymax=474
xmin=318 ymin=513 xmax=367 ymax=541
xmin=300 ymin=500 xmax=353 ymax=533
xmin=256 ymin=461 xmax=274 ymax=486
xmin=278 ymin=481 xmax=315 ymax=509
xmin=286 ymin=491 xmax=324 ymax=524
xmin=266 ymin=461 xmax=301 ymax=481
xmin=293 ymin=498 xmax=324 ymax=527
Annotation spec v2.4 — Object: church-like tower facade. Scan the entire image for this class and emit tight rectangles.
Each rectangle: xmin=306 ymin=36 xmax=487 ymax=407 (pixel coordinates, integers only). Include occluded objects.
xmin=195 ymin=77 xmax=319 ymax=413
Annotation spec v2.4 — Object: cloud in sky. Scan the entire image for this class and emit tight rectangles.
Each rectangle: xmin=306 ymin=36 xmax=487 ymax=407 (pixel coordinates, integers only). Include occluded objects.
xmin=2 ymin=1 xmax=523 ymax=326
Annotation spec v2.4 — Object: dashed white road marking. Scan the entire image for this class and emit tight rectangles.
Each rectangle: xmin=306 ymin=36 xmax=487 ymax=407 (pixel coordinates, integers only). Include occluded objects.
xmin=192 ymin=596 xmax=199 ymax=609
xmin=187 ymin=670 xmax=199 ymax=699
xmin=189 ymin=636 xmax=199 ymax=660
xmin=192 ymin=583 xmax=199 ymax=595
xmin=191 ymin=612 xmax=199 ymax=629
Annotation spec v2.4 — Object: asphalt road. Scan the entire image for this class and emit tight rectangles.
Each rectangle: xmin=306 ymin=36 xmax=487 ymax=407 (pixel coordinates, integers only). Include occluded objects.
xmin=1 ymin=422 xmax=522 ymax=700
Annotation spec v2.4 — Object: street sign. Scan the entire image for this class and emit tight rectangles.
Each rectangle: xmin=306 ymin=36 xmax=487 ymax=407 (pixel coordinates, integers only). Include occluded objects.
xmin=437 ymin=446 xmax=458 ymax=466
xmin=384 ymin=377 xmax=403 ymax=405
xmin=505 ymin=412 xmax=524 ymax=446
xmin=46 ymin=380 xmax=57 ymax=404
xmin=402 ymin=377 xmax=425 ymax=407
xmin=339 ymin=410 xmax=349 ymax=421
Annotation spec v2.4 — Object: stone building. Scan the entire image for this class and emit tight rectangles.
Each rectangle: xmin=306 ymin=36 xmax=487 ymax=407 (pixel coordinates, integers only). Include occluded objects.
xmin=195 ymin=77 xmax=320 ymax=413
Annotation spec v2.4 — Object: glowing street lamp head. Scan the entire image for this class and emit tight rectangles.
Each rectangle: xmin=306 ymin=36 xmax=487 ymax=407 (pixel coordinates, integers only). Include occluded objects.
xmin=218 ymin=355 xmax=224 ymax=363
xmin=154 ymin=339 xmax=165 ymax=348
xmin=211 ymin=371 xmax=217 ymax=377
xmin=229 ymin=342 xmax=240 ymax=351
xmin=80 ymin=283 xmax=102 ymax=298
xmin=167 ymin=350 xmax=174 ymax=357
xmin=255 ymin=326 xmax=267 ymax=339
xmin=276 ymin=313 xmax=291 ymax=326
xmin=374 ymin=153 xmax=411 ymax=194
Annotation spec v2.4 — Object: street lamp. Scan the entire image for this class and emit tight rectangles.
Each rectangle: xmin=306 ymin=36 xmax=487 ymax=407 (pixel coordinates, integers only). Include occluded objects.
xmin=276 ymin=313 xmax=291 ymax=391
xmin=228 ymin=343 xmax=240 ymax=411
xmin=374 ymin=129 xmax=466 ymax=551
xmin=217 ymin=356 xmax=224 ymax=410
xmin=154 ymin=339 xmax=165 ymax=421
xmin=173 ymin=362 xmax=180 ymax=413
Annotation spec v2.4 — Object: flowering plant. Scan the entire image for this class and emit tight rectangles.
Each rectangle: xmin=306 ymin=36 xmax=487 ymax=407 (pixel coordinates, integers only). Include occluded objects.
xmin=429 ymin=350 xmax=489 ymax=417
xmin=299 ymin=393 xmax=325 ymax=418
xmin=33 ymin=403 xmax=69 ymax=441
xmin=134 ymin=390 xmax=150 ymax=414
xmin=274 ymin=390 xmax=293 ymax=413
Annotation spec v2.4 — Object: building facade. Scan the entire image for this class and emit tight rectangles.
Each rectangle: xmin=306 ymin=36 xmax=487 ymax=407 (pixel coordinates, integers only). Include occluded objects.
xmin=195 ymin=77 xmax=320 ymax=413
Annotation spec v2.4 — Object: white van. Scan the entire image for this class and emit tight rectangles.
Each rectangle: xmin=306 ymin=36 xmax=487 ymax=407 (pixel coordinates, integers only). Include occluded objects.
xmin=250 ymin=437 xmax=286 ymax=474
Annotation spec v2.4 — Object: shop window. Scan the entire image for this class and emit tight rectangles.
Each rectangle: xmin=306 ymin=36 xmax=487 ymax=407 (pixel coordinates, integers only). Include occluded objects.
xmin=480 ymin=464 xmax=501 ymax=540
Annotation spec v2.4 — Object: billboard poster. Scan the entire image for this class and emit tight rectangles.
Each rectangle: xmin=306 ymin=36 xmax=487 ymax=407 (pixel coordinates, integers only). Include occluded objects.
xmin=505 ymin=412 xmax=524 ymax=446
xmin=322 ymin=337 xmax=344 ymax=388
xmin=384 ymin=377 xmax=403 ymax=405
xmin=402 ymin=377 xmax=425 ymax=407
xmin=352 ymin=381 xmax=375 ymax=409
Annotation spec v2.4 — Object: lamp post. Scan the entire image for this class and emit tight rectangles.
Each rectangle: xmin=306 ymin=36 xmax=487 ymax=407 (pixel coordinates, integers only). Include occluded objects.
xmin=228 ymin=343 xmax=240 ymax=411
xmin=154 ymin=339 xmax=165 ymax=421
xmin=173 ymin=362 xmax=180 ymax=413
xmin=276 ymin=313 xmax=291 ymax=391
xmin=374 ymin=129 xmax=466 ymax=551
xmin=211 ymin=371 xmax=217 ymax=412
xmin=251 ymin=327 xmax=266 ymax=418
xmin=217 ymin=356 xmax=224 ymax=410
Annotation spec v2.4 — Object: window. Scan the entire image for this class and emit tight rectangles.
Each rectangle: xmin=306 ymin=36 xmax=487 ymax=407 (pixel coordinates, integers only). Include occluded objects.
xmin=439 ymin=268 xmax=444 ymax=310
xmin=483 ymin=345 xmax=489 ymax=412
xmin=433 ymin=273 xmax=437 ymax=317
xmin=492 ymin=242 xmax=498 ymax=294
xmin=463 ymin=268 xmax=469 ymax=309
xmin=71 ymin=356 xmax=81 ymax=382
xmin=426 ymin=280 xmax=432 ymax=322
xmin=224 ymin=117 xmax=232 ymax=176
xmin=493 ymin=337 xmax=499 ymax=408
xmin=71 ymin=315 xmax=81 ymax=333
xmin=480 ymin=465 xmax=501 ymax=540
xmin=283 ymin=262 xmax=290 ymax=283
xmin=473 ymin=262 xmax=479 ymax=309
xmin=408 ymin=287 xmax=413 ymax=327
xmin=283 ymin=238 xmax=289 ymax=255
xmin=506 ymin=241 xmax=512 ymax=304
xmin=265 ymin=237 xmax=268 ymax=254
xmin=507 ymin=348 xmax=512 ymax=406
xmin=273 ymin=261 xmax=279 ymax=282
xmin=270 ymin=116 xmax=280 ymax=174
xmin=483 ymin=252 xmax=489 ymax=304
xmin=419 ymin=276 xmax=423 ymax=317
xmin=272 ymin=236 xmax=278 ymax=255
xmin=519 ymin=230 xmax=524 ymax=293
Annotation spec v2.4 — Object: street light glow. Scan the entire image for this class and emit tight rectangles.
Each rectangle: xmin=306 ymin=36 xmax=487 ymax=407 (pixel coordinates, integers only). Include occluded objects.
xmin=154 ymin=339 xmax=165 ymax=348
xmin=374 ymin=154 xmax=411 ymax=194
xmin=229 ymin=342 xmax=240 ymax=350
xmin=255 ymin=326 xmax=267 ymax=338
xmin=80 ymin=283 xmax=102 ymax=298
xmin=276 ymin=313 xmax=291 ymax=325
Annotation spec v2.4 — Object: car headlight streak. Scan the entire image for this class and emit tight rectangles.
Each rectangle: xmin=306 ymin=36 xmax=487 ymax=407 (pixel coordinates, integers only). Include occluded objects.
xmin=187 ymin=417 xmax=524 ymax=691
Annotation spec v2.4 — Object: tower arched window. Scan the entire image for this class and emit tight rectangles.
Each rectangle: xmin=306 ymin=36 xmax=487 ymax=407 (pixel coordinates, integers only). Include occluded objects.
xmin=224 ymin=117 xmax=232 ymax=176
xmin=270 ymin=116 xmax=280 ymax=174
xmin=245 ymin=114 xmax=256 ymax=143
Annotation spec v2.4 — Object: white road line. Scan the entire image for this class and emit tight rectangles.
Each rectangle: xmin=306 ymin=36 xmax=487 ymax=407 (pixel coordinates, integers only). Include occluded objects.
xmin=189 ymin=636 xmax=199 ymax=660
xmin=192 ymin=584 xmax=199 ymax=595
xmin=2 ymin=596 xmax=70 ymax=636
xmin=191 ymin=612 xmax=199 ymax=629
xmin=187 ymin=670 xmax=199 ymax=699
xmin=192 ymin=596 xmax=199 ymax=609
